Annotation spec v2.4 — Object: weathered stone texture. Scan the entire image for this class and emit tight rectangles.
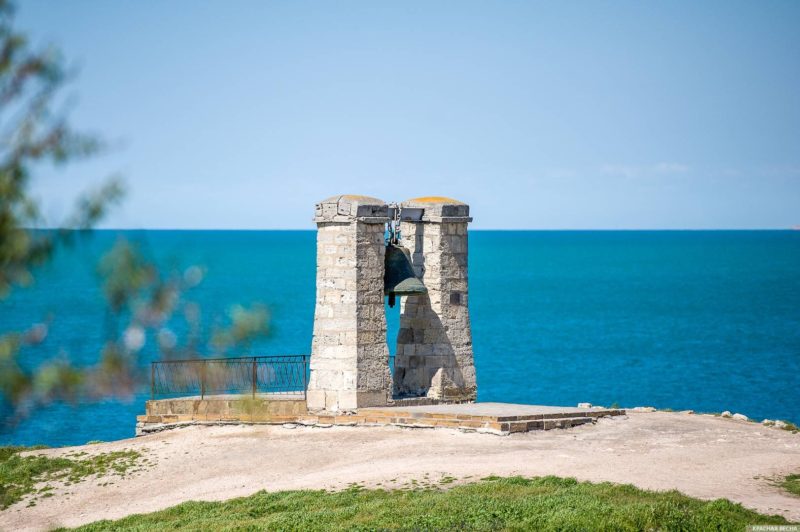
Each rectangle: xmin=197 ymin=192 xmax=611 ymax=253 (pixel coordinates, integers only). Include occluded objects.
xmin=137 ymin=400 xmax=624 ymax=436
xmin=393 ymin=198 xmax=477 ymax=401
xmin=307 ymin=196 xmax=391 ymax=412
xmin=308 ymin=195 xmax=477 ymax=410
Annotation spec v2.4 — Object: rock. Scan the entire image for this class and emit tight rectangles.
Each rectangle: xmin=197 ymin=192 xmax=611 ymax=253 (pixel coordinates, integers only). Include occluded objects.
xmin=476 ymin=427 xmax=507 ymax=436
xmin=680 ymin=410 xmax=695 ymax=415
xmin=774 ymin=420 xmax=788 ymax=429
xmin=732 ymin=413 xmax=748 ymax=421
xmin=282 ymin=423 xmax=298 ymax=429
xmin=762 ymin=419 xmax=775 ymax=426
xmin=577 ymin=403 xmax=592 ymax=408
xmin=632 ymin=406 xmax=656 ymax=413
xmin=721 ymin=411 xmax=732 ymax=418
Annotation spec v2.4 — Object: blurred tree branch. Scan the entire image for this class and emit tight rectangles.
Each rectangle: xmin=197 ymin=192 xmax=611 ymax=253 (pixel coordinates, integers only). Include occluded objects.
xmin=0 ymin=0 xmax=269 ymax=424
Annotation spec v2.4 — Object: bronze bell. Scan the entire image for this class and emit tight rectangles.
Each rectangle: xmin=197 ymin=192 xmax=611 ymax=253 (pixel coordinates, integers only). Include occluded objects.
xmin=384 ymin=243 xmax=427 ymax=307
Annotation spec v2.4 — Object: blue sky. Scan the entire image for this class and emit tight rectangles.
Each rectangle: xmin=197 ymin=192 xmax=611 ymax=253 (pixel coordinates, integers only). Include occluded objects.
xmin=19 ymin=1 xmax=800 ymax=229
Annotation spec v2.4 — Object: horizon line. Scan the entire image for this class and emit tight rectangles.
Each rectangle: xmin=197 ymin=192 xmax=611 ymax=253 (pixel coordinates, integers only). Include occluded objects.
xmin=29 ymin=227 xmax=800 ymax=232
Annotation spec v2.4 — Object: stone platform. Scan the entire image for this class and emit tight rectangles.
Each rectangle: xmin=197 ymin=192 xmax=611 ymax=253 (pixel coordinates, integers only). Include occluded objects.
xmin=359 ymin=403 xmax=625 ymax=433
xmin=138 ymin=393 xmax=307 ymax=429
xmin=137 ymin=396 xmax=624 ymax=436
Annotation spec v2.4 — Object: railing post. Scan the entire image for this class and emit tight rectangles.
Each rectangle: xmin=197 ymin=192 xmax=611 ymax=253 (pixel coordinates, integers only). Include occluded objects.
xmin=302 ymin=355 xmax=308 ymax=399
xmin=252 ymin=357 xmax=257 ymax=399
xmin=200 ymin=360 xmax=206 ymax=400
xmin=150 ymin=362 xmax=155 ymax=401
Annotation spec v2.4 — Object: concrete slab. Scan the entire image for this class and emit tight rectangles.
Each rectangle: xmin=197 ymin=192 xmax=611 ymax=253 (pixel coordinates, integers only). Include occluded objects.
xmin=366 ymin=402 xmax=615 ymax=417
xmin=138 ymin=399 xmax=625 ymax=436
xmin=359 ymin=402 xmax=625 ymax=428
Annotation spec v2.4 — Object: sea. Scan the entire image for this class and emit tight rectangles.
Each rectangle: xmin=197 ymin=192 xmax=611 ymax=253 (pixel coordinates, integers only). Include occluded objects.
xmin=1 ymin=230 xmax=798 ymax=447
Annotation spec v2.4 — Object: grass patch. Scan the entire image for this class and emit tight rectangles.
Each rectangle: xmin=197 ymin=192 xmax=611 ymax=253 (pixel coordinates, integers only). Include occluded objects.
xmin=62 ymin=476 xmax=791 ymax=531
xmin=782 ymin=474 xmax=800 ymax=497
xmin=761 ymin=419 xmax=800 ymax=433
xmin=779 ymin=421 xmax=800 ymax=434
xmin=0 ymin=446 xmax=142 ymax=509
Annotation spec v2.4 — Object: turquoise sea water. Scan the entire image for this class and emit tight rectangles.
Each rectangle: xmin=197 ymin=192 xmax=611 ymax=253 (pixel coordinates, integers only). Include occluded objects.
xmin=1 ymin=230 xmax=798 ymax=446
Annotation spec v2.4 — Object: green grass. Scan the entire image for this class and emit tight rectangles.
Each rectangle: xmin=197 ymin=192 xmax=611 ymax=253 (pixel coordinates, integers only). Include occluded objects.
xmin=0 ymin=446 xmax=142 ymax=509
xmin=779 ymin=421 xmax=800 ymax=434
xmin=782 ymin=474 xmax=800 ymax=497
xmin=62 ymin=476 xmax=791 ymax=531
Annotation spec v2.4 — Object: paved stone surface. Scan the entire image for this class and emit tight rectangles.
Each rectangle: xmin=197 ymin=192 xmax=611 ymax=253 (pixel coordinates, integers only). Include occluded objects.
xmin=363 ymin=402 xmax=615 ymax=417
xmin=140 ymin=399 xmax=622 ymax=436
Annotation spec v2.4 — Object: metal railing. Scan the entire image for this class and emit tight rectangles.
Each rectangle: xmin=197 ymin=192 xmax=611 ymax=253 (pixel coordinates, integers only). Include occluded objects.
xmin=150 ymin=355 xmax=308 ymax=400
xmin=150 ymin=354 xmax=397 ymax=401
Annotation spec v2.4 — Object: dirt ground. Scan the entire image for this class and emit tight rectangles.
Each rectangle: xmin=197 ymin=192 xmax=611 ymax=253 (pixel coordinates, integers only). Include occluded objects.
xmin=2 ymin=411 xmax=799 ymax=531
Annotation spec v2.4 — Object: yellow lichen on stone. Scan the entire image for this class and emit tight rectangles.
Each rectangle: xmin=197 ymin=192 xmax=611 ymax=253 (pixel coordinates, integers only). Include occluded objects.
xmin=405 ymin=196 xmax=465 ymax=204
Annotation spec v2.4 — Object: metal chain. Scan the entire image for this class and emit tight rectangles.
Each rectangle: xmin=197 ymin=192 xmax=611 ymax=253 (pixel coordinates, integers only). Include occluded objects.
xmin=387 ymin=202 xmax=401 ymax=245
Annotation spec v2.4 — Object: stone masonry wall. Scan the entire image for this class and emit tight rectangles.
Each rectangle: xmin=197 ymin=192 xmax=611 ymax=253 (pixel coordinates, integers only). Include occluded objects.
xmin=306 ymin=196 xmax=391 ymax=412
xmin=393 ymin=198 xmax=477 ymax=400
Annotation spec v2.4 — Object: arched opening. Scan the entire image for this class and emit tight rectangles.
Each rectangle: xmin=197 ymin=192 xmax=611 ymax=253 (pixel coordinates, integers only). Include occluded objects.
xmin=385 ymin=295 xmax=400 ymax=394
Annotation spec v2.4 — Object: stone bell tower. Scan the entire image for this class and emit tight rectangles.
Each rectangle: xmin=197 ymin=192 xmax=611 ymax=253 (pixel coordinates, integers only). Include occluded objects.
xmin=307 ymin=194 xmax=477 ymax=412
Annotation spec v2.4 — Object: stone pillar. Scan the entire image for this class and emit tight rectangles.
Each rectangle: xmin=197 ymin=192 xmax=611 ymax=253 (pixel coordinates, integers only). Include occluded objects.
xmin=393 ymin=197 xmax=477 ymax=401
xmin=306 ymin=195 xmax=392 ymax=412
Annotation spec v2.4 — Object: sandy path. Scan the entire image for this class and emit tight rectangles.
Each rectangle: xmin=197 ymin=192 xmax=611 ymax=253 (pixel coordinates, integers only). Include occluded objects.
xmin=2 ymin=412 xmax=799 ymax=531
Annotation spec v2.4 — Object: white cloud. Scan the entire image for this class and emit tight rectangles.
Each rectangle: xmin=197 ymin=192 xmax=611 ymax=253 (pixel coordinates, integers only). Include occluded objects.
xmin=652 ymin=162 xmax=689 ymax=174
